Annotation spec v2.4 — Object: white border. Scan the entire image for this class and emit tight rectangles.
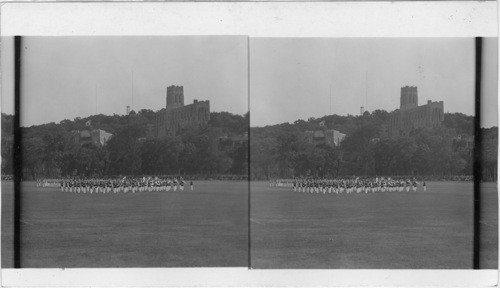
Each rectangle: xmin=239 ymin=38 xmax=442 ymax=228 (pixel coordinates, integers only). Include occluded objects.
xmin=0 ymin=269 xmax=498 ymax=287
xmin=1 ymin=1 xmax=498 ymax=287
xmin=0 ymin=2 xmax=498 ymax=37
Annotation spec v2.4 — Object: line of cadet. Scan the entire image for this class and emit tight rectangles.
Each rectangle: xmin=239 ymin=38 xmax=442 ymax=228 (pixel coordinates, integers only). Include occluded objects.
xmin=37 ymin=177 xmax=195 ymax=193
xmin=271 ymin=177 xmax=427 ymax=193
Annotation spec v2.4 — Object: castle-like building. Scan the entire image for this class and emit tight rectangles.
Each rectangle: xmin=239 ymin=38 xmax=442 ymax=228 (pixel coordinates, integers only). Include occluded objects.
xmin=155 ymin=85 xmax=210 ymax=137
xmin=388 ymin=86 xmax=444 ymax=138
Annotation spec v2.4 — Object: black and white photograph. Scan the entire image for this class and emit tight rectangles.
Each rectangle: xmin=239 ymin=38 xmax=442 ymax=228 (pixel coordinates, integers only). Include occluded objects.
xmin=1 ymin=36 xmax=249 ymax=268
xmin=0 ymin=2 xmax=498 ymax=286
xmin=249 ymin=37 xmax=498 ymax=269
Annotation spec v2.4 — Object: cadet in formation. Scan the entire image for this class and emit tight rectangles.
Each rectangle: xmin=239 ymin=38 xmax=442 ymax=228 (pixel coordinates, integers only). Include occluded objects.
xmin=49 ymin=176 xmax=193 ymax=194
xmin=272 ymin=176 xmax=423 ymax=194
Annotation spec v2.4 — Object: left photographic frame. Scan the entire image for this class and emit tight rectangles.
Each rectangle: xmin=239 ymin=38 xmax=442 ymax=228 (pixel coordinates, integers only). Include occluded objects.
xmin=1 ymin=36 xmax=249 ymax=268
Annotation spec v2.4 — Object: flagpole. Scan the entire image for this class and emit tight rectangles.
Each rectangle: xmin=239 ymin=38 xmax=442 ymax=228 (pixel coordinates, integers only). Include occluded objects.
xmin=329 ymin=85 xmax=332 ymax=115
xmin=132 ymin=70 xmax=134 ymax=111
xmin=365 ymin=72 xmax=368 ymax=111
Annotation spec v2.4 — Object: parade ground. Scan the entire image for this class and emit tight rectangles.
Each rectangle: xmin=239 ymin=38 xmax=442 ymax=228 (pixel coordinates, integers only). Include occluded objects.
xmin=2 ymin=180 xmax=497 ymax=269
xmin=250 ymin=181 xmax=498 ymax=269
xmin=1 ymin=180 xmax=248 ymax=268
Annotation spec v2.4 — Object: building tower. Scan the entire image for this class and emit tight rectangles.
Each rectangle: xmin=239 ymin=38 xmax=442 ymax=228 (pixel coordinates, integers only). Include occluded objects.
xmin=360 ymin=106 xmax=364 ymax=115
xmin=166 ymin=85 xmax=184 ymax=110
xmin=126 ymin=106 xmax=130 ymax=115
xmin=400 ymin=86 xmax=418 ymax=110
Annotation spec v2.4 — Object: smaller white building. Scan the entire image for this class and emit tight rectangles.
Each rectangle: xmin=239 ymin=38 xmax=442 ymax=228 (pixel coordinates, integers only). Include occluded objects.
xmin=71 ymin=129 xmax=113 ymax=147
xmin=305 ymin=129 xmax=345 ymax=147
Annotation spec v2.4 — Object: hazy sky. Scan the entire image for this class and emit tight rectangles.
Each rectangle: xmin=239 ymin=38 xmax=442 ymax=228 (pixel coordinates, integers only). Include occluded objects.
xmin=250 ymin=38 xmax=498 ymax=128
xmin=1 ymin=37 xmax=497 ymax=128
xmin=1 ymin=36 xmax=248 ymax=126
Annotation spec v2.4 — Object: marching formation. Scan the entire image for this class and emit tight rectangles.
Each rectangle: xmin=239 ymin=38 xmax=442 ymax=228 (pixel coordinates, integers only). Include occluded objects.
xmin=36 ymin=177 xmax=195 ymax=193
xmin=271 ymin=177 xmax=427 ymax=194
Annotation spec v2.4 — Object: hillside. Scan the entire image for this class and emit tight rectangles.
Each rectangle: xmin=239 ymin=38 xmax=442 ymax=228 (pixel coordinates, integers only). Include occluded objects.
xmin=250 ymin=111 xmax=495 ymax=180
xmin=2 ymin=111 xmax=249 ymax=179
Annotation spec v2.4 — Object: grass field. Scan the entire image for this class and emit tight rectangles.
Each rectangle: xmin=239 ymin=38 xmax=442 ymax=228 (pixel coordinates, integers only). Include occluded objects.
xmin=2 ymin=180 xmax=497 ymax=269
xmin=250 ymin=181 xmax=498 ymax=269
xmin=1 ymin=181 xmax=248 ymax=268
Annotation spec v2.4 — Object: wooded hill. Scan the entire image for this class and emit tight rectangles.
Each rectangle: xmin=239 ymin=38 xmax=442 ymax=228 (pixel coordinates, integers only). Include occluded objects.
xmin=1 ymin=109 xmax=497 ymax=181
xmin=1 ymin=110 xmax=249 ymax=179
xmin=250 ymin=110 xmax=497 ymax=181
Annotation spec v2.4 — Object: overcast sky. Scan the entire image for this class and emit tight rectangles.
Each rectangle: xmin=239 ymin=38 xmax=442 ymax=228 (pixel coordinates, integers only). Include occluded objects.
xmin=1 ymin=36 xmax=248 ymax=127
xmin=1 ymin=37 xmax=497 ymax=128
xmin=250 ymin=38 xmax=498 ymax=128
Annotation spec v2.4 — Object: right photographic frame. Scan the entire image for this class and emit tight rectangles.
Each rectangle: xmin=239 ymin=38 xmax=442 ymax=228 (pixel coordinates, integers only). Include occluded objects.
xmin=249 ymin=37 xmax=498 ymax=269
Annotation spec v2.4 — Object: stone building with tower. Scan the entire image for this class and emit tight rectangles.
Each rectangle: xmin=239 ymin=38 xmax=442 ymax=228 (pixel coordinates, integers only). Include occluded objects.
xmin=387 ymin=86 xmax=444 ymax=138
xmin=155 ymin=85 xmax=210 ymax=137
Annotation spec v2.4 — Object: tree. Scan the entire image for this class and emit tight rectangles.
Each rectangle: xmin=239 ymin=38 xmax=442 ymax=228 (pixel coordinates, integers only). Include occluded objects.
xmin=275 ymin=133 xmax=297 ymax=177
xmin=230 ymin=141 xmax=248 ymax=175
xmin=22 ymin=136 xmax=45 ymax=179
xmin=179 ymin=142 xmax=197 ymax=174
xmin=106 ymin=124 xmax=143 ymax=175
xmin=443 ymin=113 xmax=474 ymax=135
xmin=481 ymin=127 xmax=498 ymax=180
xmin=160 ymin=136 xmax=183 ymax=174
xmin=74 ymin=143 xmax=108 ymax=177
xmin=250 ymin=137 xmax=277 ymax=179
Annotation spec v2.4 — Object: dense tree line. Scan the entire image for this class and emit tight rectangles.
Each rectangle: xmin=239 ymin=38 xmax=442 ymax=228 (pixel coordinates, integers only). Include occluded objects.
xmin=1 ymin=111 xmax=248 ymax=179
xmin=482 ymin=127 xmax=498 ymax=181
xmin=1 ymin=114 xmax=14 ymax=175
xmin=251 ymin=111 xmax=497 ymax=181
xmin=1 ymin=110 xmax=497 ymax=181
